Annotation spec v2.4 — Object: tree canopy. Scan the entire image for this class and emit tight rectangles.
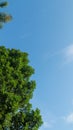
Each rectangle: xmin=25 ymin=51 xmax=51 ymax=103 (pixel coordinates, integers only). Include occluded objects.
xmin=0 ymin=1 xmax=12 ymax=28
xmin=0 ymin=46 xmax=43 ymax=130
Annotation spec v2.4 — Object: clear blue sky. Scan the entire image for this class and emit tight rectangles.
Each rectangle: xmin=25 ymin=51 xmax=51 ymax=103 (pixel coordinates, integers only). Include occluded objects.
xmin=1 ymin=0 xmax=73 ymax=130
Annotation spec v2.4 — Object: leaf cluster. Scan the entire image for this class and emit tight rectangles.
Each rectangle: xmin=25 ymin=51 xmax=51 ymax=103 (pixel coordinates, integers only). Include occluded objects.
xmin=0 ymin=1 xmax=12 ymax=28
xmin=0 ymin=46 xmax=43 ymax=130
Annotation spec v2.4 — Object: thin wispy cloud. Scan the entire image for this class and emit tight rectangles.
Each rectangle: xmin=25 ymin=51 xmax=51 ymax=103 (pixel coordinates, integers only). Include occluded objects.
xmin=43 ymin=44 xmax=73 ymax=65
xmin=20 ymin=32 xmax=32 ymax=39
xmin=43 ymin=50 xmax=61 ymax=60
xmin=63 ymin=112 xmax=73 ymax=124
xmin=43 ymin=119 xmax=56 ymax=128
xmin=63 ymin=44 xmax=73 ymax=63
xmin=72 ymin=99 xmax=73 ymax=105
xmin=42 ymin=112 xmax=56 ymax=129
xmin=44 ymin=121 xmax=52 ymax=128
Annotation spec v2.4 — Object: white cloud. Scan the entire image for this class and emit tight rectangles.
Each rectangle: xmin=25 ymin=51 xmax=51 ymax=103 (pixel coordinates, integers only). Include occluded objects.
xmin=63 ymin=44 xmax=73 ymax=63
xmin=63 ymin=113 xmax=73 ymax=124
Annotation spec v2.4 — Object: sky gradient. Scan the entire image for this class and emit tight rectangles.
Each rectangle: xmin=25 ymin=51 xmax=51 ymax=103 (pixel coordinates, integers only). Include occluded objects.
xmin=1 ymin=0 xmax=73 ymax=130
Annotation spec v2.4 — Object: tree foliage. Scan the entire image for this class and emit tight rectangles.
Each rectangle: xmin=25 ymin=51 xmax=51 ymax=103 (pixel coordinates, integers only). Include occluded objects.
xmin=0 ymin=46 xmax=43 ymax=130
xmin=0 ymin=1 xmax=12 ymax=28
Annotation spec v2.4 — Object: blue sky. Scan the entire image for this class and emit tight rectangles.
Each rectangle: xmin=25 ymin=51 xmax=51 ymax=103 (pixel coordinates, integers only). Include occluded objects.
xmin=1 ymin=0 xmax=73 ymax=130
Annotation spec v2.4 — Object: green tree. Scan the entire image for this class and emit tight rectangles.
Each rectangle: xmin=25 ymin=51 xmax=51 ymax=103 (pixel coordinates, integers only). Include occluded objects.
xmin=0 ymin=46 xmax=43 ymax=130
xmin=0 ymin=1 xmax=12 ymax=28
